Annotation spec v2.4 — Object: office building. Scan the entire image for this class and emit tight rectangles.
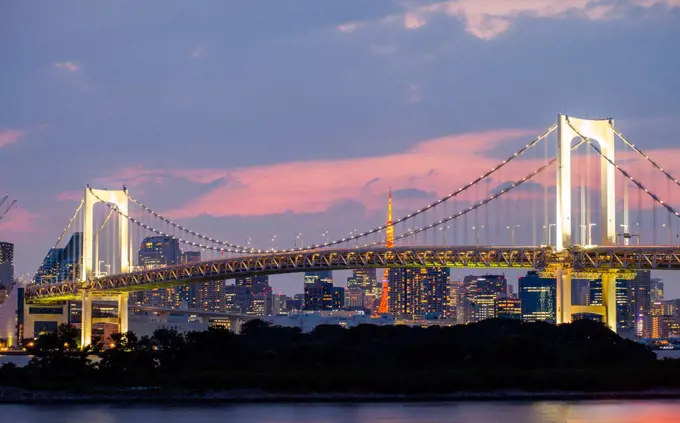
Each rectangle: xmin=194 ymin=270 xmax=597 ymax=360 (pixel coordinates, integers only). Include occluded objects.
xmin=223 ymin=285 xmax=250 ymax=313
xmin=303 ymin=271 xmax=333 ymax=310
xmin=331 ymin=287 xmax=345 ymax=310
xmin=388 ymin=267 xmax=449 ymax=319
xmin=462 ymin=274 xmax=507 ymax=323
xmin=345 ymin=287 xmax=365 ymax=310
xmin=495 ymin=298 xmax=522 ymax=319
xmin=518 ymin=271 xmax=556 ymax=323
xmin=135 ymin=236 xmax=182 ymax=307
xmin=0 ymin=242 xmax=14 ymax=287
xmin=631 ymin=270 xmax=652 ymax=316
xmin=589 ymin=278 xmax=632 ymax=329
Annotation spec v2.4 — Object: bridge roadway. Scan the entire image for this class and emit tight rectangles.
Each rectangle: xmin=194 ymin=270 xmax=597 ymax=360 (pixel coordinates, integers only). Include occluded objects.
xmin=24 ymin=245 xmax=680 ymax=303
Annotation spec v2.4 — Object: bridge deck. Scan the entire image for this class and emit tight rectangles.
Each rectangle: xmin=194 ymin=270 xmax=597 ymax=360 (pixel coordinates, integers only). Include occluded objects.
xmin=24 ymin=245 xmax=680 ymax=303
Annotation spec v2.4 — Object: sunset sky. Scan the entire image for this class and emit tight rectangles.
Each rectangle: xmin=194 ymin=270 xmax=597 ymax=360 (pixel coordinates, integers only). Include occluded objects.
xmin=2 ymin=0 xmax=680 ymax=295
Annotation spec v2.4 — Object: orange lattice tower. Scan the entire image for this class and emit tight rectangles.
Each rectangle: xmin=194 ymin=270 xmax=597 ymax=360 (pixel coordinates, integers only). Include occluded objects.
xmin=377 ymin=189 xmax=394 ymax=314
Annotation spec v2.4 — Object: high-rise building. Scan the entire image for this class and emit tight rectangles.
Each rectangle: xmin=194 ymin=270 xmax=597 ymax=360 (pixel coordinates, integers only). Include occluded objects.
xmin=176 ymin=251 xmax=202 ymax=308
xmin=198 ymin=280 xmax=225 ymax=312
xmin=447 ymin=280 xmax=462 ymax=321
xmin=303 ymin=271 xmax=333 ymax=310
xmin=462 ymin=274 xmax=507 ymax=323
xmin=495 ymin=298 xmax=522 ymax=319
xmin=0 ymin=242 xmax=14 ymax=287
xmin=34 ymin=233 xmax=82 ymax=284
xmin=651 ymin=279 xmax=664 ymax=303
xmin=589 ymin=278 xmax=632 ymax=329
xmin=345 ymin=287 xmax=365 ymax=310
xmin=235 ymin=275 xmax=271 ymax=295
xmin=518 ymin=271 xmax=556 ymax=323
xmin=331 ymin=287 xmax=345 ymax=310
xmin=572 ymin=279 xmax=591 ymax=306
xmin=224 ymin=285 xmax=250 ymax=313
xmin=135 ymin=236 xmax=182 ymax=307
xmin=388 ymin=267 xmax=449 ymax=319
xmin=631 ymin=271 xmax=652 ymax=334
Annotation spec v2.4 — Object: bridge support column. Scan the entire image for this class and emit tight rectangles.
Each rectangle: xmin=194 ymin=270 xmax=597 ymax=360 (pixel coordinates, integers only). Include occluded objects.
xmin=81 ymin=291 xmax=92 ymax=348
xmin=117 ymin=293 xmax=129 ymax=334
xmin=601 ymin=272 xmax=618 ymax=332
xmin=555 ymin=267 xmax=572 ymax=325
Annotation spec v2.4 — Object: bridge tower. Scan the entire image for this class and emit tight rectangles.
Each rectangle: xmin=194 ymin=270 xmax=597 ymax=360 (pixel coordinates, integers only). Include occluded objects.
xmin=81 ymin=186 xmax=131 ymax=346
xmin=377 ymin=189 xmax=394 ymax=314
xmin=554 ymin=114 xmax=618 ymax=329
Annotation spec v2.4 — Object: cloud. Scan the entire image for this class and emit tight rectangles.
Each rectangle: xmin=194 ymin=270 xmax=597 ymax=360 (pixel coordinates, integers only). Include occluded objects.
xmin=102 ymin=127 xmax=542 ymax=219
xmin=341 ymin=0 xmax=680 ymax=40
xmin=0 ymin=207 xmax=40 ymax=235
xmin=53 ymin=61 xmax=79 ymax=72
xmin=392 ymin=188 xmax=436 ymax=199
xmin=0 ymin=129 xmax=24 ymax=148
xmin=56 ymin=190 xmax=83 ymax=202
xmin=338 ymin=22 xmax=358 ymax=33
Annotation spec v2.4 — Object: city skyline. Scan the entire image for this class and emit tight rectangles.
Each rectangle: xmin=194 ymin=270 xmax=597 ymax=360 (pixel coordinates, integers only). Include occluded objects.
xmin=2 ymin=1 xmax=680 ymax=296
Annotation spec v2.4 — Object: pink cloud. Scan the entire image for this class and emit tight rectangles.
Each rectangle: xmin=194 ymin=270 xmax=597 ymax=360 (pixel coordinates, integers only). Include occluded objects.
xmin=54 ymin=61 xmax=79 ymax=72
xmin=57 ymin=190 xmax=83 ymax=202
xmin=340 ymin=0 xmax=680 ymax=40
xmin=104 ymin=127 xmax=547 ymax=219
xmin=0 ymin=129 xmax=24 ymax=148
xmin=0 ymin=207 xmax=40 ymax=235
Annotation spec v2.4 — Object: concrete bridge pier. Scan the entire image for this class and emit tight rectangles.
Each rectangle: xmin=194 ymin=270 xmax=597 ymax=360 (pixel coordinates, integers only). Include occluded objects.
xmin=81 ymin=290 xmax=92 ymax=348
xmin=118 ymin=293 xmax=129 ymax=334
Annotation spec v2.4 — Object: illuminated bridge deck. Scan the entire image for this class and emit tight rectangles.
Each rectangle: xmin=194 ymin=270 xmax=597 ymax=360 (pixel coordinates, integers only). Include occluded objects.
xmin=24 ymin=245 xmax=680 ymax=303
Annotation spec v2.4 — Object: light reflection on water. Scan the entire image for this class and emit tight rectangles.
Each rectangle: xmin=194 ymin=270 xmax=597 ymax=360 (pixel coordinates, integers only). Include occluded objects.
xmin=2 ymin=401 xmax=680 ymax=423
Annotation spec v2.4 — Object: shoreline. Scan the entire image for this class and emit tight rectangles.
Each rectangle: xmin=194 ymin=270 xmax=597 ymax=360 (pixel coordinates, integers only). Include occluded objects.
xmin=3 ymin=388 xmax=680 ymax=404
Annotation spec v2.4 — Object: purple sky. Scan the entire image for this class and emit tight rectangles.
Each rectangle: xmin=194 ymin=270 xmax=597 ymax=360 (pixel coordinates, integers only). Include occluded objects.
xmin=2 ymin=0 xmax=680 ymax=296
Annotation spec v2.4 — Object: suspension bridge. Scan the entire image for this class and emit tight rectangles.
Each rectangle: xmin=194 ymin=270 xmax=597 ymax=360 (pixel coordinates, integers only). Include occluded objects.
xmin=3 ymin=114 xmax=680 ymax=348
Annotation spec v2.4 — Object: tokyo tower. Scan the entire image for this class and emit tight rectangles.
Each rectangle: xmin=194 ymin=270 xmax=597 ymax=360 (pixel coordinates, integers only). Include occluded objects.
xmin=376 ymin=189 xmax=394 ymax=314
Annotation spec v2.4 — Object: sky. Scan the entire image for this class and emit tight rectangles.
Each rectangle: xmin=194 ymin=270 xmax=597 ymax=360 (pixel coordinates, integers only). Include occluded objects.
xmin=1 ymin=0 xmax=680 ymax=296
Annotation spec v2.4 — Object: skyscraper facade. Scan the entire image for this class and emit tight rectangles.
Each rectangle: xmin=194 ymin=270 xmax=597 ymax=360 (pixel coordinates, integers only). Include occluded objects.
xmin=495 ymin=298 xmax=522 ymax=320
xmin=518 ymin=271 xmax=556 ymax=323
xmin=135 ymin=236 xmax=182 ymax=307
xmin=303 ymin=271 xmax=333 ymax=310
xmin=388 ymin=267 xmax=450 ymax=319
xmin=462 ymin=274 xmax=507 ymax=323
xmin=34 ymin=233 xmax=82 ymax=284
xmin=0 ymin=242 xmax=14 ymax=287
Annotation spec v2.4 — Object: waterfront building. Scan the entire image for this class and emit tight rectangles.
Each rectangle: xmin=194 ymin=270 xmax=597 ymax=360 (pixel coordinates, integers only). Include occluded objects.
xmin=0 ymin=242 xmax=14 ymax=287
xmin=589 ymin=278 xmax=632 ymax=329
xmin=518 ymin=271 xmax=556 ymax=323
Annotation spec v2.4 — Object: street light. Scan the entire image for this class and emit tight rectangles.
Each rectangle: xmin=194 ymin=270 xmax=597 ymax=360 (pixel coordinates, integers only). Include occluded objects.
xmin=439 ymin=225 xmax=450 ymax=245
xmin=620 ymin=224 xmax=629 ymax=246
xmin=98 ymin=260 xmax=105 ymax=277
xmin=472 ymin=225 xmax=483 ymax=246
xmin=542 ymin=223 xmax=556 ymax=246
xmin=587 ymin=223 xmax=596 ymax=246
xmin=295 ymin=232 xmax=303 ymax=248
xmin=662 ymin=223 xmax=671 ymax=245
xmin=507 ymin=225 xmax=519 ymax=246
xmin=322 ymin=230 xmax=329 ymax=245
xmin=271 ymin=235 xmax=278 ymax=251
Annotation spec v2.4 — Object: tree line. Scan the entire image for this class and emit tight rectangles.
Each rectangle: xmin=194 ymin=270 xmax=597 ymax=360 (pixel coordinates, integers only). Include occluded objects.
xmin=2 ymin=318 xmax=680 ymax=393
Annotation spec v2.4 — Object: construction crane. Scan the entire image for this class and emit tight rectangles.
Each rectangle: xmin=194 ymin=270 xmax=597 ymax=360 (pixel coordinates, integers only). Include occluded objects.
xmin=0 ymin=196 xmax=17 ymax=223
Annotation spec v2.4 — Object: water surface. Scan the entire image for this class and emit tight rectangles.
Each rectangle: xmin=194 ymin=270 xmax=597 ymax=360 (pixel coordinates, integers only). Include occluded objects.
xmin=3 ymin=401 xmax=680 ymax=423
